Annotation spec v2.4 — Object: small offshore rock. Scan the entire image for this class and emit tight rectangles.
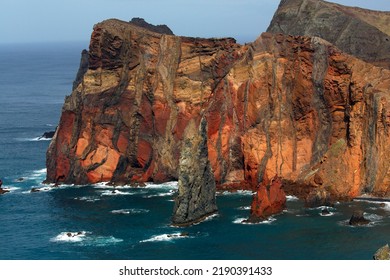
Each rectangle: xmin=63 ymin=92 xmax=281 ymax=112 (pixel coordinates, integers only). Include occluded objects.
xmin=321 ymin=208 xmax=331 ymax=216
xmin=16 ymin=177 xmax=24 ymax=182
xmin=349 ymin=210 xmax=370 ymax=226
xmin=39 ymin=130 xmax=56 ymax=140
xmin=373 ymin=244 xmax=390 ymax=260
xmin=0 ymin=188 xmax=10 ymax=195
xmin=30 ymin=188 xmax=40 ymax=193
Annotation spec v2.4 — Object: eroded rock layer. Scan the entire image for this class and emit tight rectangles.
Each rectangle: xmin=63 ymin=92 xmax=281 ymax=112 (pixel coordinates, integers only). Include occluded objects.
xmin=267 ymin=0 xmax=390 ymax=69
xmin=47 ymin=18 xmax=390 ymax=201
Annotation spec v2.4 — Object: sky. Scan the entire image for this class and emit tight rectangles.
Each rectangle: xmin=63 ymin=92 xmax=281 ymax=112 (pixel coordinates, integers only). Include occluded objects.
xmin=0 ymin=0 xmax=389 ymax=45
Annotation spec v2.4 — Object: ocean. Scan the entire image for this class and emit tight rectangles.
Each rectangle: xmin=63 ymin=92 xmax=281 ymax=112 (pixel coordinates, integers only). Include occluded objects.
xmin=0 ymin=42 xmax=389 ymax=260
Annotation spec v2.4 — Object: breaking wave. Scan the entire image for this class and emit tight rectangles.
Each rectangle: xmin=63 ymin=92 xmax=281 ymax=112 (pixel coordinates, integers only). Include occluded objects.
xmin=111 ymin=209 xmax=150 ymax=215
xmin=140 ymin=232 xmax=190 ymax=243
xmin=50 ymin=231 xmax=123 ymax=246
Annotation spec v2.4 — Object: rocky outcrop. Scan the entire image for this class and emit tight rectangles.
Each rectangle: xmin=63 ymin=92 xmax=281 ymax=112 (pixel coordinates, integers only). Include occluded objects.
xmin=244 ymin=175 xmax=286 ymax=223
xmin=305 ymin=188 xmax=335 ymax=208
xmin=38 ymin=129 xmax=57 ymax=140
xmin=73 ymin=49 xmax=89 ymax=91
xmin=129 ymin=17 xmax=174 ymax=35
xmin=172 ymin=118 xmax=217 ymax=226
xmin=47 ymin=15 xmax=390 ymax=205
xmin=373 ymin=244 xmax=390 ymax=260
xmin=349 ymin=210 xmax=370 ymax=226
xmin=267 ymin=0 xmax=390 ymax=69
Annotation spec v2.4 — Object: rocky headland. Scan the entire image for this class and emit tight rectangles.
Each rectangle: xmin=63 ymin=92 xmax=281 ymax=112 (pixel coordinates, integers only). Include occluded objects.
xmin=267 ymin=0 xmax=390 ymax=69
xmin=46 ymin=0 xmax=390 ymax=225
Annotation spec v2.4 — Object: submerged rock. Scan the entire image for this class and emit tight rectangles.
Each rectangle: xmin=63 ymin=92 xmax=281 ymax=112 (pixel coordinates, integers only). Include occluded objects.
xmin=321 ymin=208 xmax=331 ymax=216
xmin=349 ymin=210 xmax=370 ymax=226
xmin=373 ymin=244 xmax=390 ymax=260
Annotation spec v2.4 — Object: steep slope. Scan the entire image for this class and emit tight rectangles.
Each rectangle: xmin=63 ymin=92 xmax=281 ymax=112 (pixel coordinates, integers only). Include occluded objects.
xmin=267 ymin=0 xmax=390 ymax=69
xmin=47 ymin=18 xmax=390 ymax=212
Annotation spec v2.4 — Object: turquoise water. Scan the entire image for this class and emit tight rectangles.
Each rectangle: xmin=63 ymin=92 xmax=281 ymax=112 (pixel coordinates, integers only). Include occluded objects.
xmin=0 ymin=43 xmax=389 ymax=260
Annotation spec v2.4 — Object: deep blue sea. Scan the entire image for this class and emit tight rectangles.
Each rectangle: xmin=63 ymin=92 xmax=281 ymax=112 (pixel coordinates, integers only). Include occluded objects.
xmin=0 ymin=42 xmax=389 ymax=260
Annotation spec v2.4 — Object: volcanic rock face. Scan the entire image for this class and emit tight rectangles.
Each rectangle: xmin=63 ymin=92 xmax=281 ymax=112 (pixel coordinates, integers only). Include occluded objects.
xmin=172 ymin=118 xmax=217 ymax=226
xmin=129 ymin=17 xmax=174 ymax=35
xmin=267 ymin=0 xmax=390 ymax=69
xmin=47 ymin=16 xmax=390 ymax=203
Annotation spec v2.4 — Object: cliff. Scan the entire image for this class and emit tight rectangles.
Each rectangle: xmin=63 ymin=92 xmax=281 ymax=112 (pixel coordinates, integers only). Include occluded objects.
xmin=47 ymin=15 xmax=390 ymax=223
xmin=267 ymin=0 xmax=390 ymax=69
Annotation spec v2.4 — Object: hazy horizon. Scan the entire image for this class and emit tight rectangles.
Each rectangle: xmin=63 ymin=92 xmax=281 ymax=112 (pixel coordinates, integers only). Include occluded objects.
xmin=1 ymin=0 xmax=389 ymax=45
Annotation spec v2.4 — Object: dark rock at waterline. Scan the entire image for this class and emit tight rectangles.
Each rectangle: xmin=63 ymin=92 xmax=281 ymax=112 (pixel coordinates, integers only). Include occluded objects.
xmin=242 ymin=215 xmax=265 ymax=224
xmin=321 ymin=208 xmax=331 ymax=216
xmin=16 ymin=177 xmax=24 ymax=182
xmin=38 ymin=130 xmax=56 ymax=140
xmin=373 ymin=244 xmax=390 ymax=260
xmin=349 ymin=210 xmax=370 ymax=226
xmin=30 ymin=188 xmax=40 ymax=193
xmin=167 ymin=232 xmax=189 ymax=238
xmin=0 ymin=188 xmax=10 ymax=195
xmin=305 ymin=189 xmax=335 ymax=208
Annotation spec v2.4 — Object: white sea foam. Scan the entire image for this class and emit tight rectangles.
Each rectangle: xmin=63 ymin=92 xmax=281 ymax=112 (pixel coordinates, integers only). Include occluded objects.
xmin=85 ymin=236 xmax=123 ymax=247
xmin=368 ymin=201 xmax=390 ymax=212
xmin=143 ymin=192 xmax=173 ymax=198
xmin=286 ymin=195 xmax=299 ymax=201
xmin=30 ymin=168 xmax=47 ymax=177
xmin=51 ymin=231 xmax=123 ymax=246
xmin=100 ymin=190 xmax=134 ymax=196
xmin=0 ymin=186 xmax=20 ymax=192
xmin=144 ymin=181 xmax=178 ymax=190
xmin=319 ymin=211 xmax=336 ymax=217
xmin=237 ymin=206 xmax=251 ymax=211
xmin=50 ymin=231 xmax=88 ymax=243
xmin=140 ymin=232 xmax=189 ymax=243
xmin=74 ymin=196 xmax=101 ymax=202
xmin=233 ymin=216 xmax=276 ymax=225
xmin=111 ymin=209 xmax=150 ymax=215
xmin=218 ymin=190 xmax=253 ymax=196
xmin=16 ymin=137 xmax=51 ymax=142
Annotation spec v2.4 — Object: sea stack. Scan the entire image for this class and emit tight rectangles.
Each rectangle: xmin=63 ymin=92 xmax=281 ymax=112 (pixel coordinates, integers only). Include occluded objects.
xmin=244 ymin=175 xmax=286 ymax=223
xmin=172 ymin=118 xmax=218 ymax=226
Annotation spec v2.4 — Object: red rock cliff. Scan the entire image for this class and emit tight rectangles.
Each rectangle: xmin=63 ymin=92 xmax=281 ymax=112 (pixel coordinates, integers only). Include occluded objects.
xmin=46 ymin=18 xmax=390 ymax=200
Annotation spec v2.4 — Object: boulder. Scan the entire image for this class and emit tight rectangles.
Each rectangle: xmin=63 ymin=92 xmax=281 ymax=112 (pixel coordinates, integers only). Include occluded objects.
xmin=321 ymin=208 xmax=331 ymax=216
xmin=349 ymin=210 xmax=370 ymax=226
xmin=373 ymin=244 xmax=390 ymax=260
xmin=305 ymin=189 xmax=334 ymax=208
